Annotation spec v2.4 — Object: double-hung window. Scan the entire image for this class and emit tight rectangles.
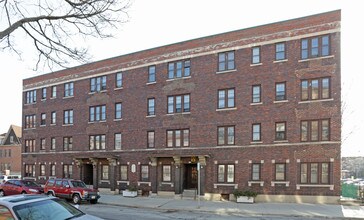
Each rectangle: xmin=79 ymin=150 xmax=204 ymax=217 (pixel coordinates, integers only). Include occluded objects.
xmin=64 ymin=82 xmax=74 ymax=97
xmin=147 ymin=131 xmax=155 ymax=148
xmin=300 ymin=162 xmax=329 ymax=184
xmin=51 ymin=112 xmax=56 ymax=125
xmin=168 ymin=60 xmax=190 ymax=79
xmin=63 ymin=137 xmax=73 ymax=151
xmin=120 ymin=165 xmax=128 ymax=181
xmin=301 ymin=78 xmax=330 ymax=101
xmin=89 ymin=134 xmax=106 ymax=150
xmin=252 ymin=123 xmax=261 ymax=142
xmin=25 ymin=115 xmax=36 ymax=129
xmin=218 ymin=88 xmax=235 ymax=109
xmin=63 ymin=110 xmax=73 ymax=125
xmin=40 ymin=113 xmax=46 ymax=126
xmin=252 ymin=85 xmax=261 ymax=103
xmin=51 ymin=86 xmax=57 ymax=98
xmin=162 ymin=165 xmax=171 ymax=182
xmin=141 ymin=165 xmax=149 ymax=181
xmin=301 ymin=119 xmax=330 ymax=142
xmin=218 ymin=51 xmax=235 ymax=72
xmin=89 ymin=105 xmax=106 ymax=122
xmin=90 ymin=76 xmax=107 ymax=92
xmin=102 ymin=165 xmax=109 ymax=180
xmin=167 ymin=129 xmax=189 ymax=147
xmin=116 ymin=72 xmax=123 ymax=88
xmin=217 ymin=126 xmax=235 ymax=145
xmin=115 ymin=103 xmax=122 ymax=119
xmin=252 ymin=47 xmax=261 ymax=64
xmin=275 ymin=163 xmax=286 ymax=181
xmin=114 ymin=133 xmax=122 ymax=150
xmin=275 ymin=82 xmax=286 ymax=101
xmin=41 ymin=88 xmax=47 ymax=99
xmin=275 ymin=42 xmax=286 ymax=60
xmin=217 ymin=164 xmax=234 ymax=183
xmin=148 ymin=98 xmax=155 ymax=116
xmin=167 ymin=94 xmax=190 ymax=114
xmin=25 ymin=90 xmax=37 ymax=104
xmin=301 ymin=35 xmax=330 ymax=59
xmin=148 ymin=66 xmax=156 ymax=83
xmin=275 ymin=122 xmax=286 ymax=141
xmin=251 ymin=163 xmax=261 ymax=180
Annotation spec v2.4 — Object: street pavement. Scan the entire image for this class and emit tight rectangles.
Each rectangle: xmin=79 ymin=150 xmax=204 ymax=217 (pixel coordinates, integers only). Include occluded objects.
xmin=98 ymin=194 xmax=364 ymax=219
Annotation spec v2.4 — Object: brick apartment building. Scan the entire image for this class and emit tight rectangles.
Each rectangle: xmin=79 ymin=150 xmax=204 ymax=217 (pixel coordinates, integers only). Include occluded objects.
xmin=22 ymin=10 xmax=341 ymax=203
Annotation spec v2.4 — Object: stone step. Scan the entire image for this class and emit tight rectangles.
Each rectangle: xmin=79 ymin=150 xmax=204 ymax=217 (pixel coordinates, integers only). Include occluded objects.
xmin=182 ymin=189 xmax=197 ymax=199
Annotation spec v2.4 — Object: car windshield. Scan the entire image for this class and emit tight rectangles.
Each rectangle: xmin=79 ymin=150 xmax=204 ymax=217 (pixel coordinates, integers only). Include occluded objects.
xmin=23 ymin=180 xmax=40 ymax=187
xmin=13 ymin=198 xmax=84 ymax=220
xmin=71 ymin=181 xmax=87 ymax=188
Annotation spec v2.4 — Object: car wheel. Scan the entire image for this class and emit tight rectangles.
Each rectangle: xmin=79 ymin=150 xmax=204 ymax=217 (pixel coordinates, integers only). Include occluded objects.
xmin=72 ymin=194 xmax=81 ymax=204
xmin=90 ymin=199 xmax=98 ymax=204
xmin=0 ymin=190 xmax=4 ymax=197
xmin=47 ymin=191 xmax=54 ymax=197
xmin=21 ymin=191 xmax=27 ymax=194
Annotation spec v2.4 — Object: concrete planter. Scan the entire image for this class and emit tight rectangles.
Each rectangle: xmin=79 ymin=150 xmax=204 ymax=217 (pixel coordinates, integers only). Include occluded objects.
xmin=122 ymin=190 xmax=137 ymax=197
xmin=236 ymin=196 xmax=254 ymax=203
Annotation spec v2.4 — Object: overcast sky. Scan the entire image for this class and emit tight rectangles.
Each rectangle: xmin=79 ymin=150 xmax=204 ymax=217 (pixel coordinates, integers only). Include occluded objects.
xmin=0 ymin=0 xmax=361 ymax=157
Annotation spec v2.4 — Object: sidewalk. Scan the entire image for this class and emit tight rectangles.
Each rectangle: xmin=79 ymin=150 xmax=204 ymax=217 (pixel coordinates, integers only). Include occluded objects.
xmin=98 ymin=194 xmax=364 ymax=219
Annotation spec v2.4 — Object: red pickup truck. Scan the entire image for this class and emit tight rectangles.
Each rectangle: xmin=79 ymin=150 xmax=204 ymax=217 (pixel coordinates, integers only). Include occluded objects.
xmin=44 ymin=178 xmax=100 ymax=204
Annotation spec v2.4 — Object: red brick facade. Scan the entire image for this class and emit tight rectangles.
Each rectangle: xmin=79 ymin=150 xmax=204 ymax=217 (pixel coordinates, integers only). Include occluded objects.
xmin=22 ymin=10 xmax=341 ymax=202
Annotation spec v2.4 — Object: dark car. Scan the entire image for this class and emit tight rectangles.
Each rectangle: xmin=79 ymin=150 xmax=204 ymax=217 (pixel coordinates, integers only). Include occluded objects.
xmin=0 ymin=180 xmax=43 ymax=196
xmin=44 ymin=178 xmax=100 ymax=204
xmin=0 ymin=194 xmax=103 ymax=219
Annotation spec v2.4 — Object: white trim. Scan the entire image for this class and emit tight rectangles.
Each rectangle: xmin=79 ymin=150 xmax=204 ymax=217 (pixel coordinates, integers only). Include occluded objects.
xmin=23 ymin=27 xmax=340 ymax=91
xmin=216 ymin=107 xmax=237 ymax=112
xmin=250 ymin=63 xmax=262 ymax=67
xmin=271 ymin=181 xmax=290 ymax=187
xmin=161 ymin=182 xmax=174 ymax=187
xmin=146 ymin=82 xmax=156 ymax=85
xmin=298 ymin=98 xmax=334 ymax=104
xmin=62 ymin=96 xmax=74 ymax=99
xmin=213 ymin=183 xmax=238 ymax=189
xmin=296 ymin=184 xmax=334 ymax=190
xmin=114 ymin=87 xmax=123 ymax=91
xmin=166 ymin=76 xmax=191 ymax=81
xmin=250 ymin=102 xmax=263 ymax=106
xmin=137 ymin=181 xmax=152 ymax=186
xmin=298 ymin=55 xmax=334 ymax=62
xmin=117 ymin=181 xmax=130 ymax=185
xmin=248 ymin=181 xmax=264 ymax=186
xmin=273 ymin=100 xmax=288 ymax=104
xmin=146 ymin=115 xmax=156 ymax=118
xmin=273 ymin=59 xmax=288 ymax=63
xmin=216 ymin=69 xmax=237 ymax=74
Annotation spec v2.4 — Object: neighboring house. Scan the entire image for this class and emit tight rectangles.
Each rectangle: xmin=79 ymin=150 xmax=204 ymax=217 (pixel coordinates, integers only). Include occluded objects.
xmin=22 ymin=10 xmax=341 ymax=203
xmin=0 ymin=125 xmax=22 ymax=175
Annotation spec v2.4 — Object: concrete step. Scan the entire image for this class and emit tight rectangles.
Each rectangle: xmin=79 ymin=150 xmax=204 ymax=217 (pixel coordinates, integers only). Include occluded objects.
xmin=182 ymin=189 xmax=197 ymax=199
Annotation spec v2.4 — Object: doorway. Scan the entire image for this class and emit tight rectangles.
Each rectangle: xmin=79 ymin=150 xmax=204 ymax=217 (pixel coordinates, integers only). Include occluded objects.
xmin=184 ymin=164 xmax=198 ymax=189
xmin=83 ymin=164 xmax=93 ymax=185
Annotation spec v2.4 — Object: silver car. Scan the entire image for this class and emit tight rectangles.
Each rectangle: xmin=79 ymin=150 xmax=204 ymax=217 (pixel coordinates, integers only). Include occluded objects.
xmin=0 ymin=194 xmax=103 ymax=220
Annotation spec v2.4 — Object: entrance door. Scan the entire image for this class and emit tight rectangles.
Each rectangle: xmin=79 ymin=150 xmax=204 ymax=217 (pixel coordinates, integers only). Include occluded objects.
xmin=83 ymin=164 xmax=93 ymax=185
xmin=184 ymin=164 xmax=198 ymax=189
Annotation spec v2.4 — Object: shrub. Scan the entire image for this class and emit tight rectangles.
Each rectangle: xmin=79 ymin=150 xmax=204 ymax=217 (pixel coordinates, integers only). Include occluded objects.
xmin=233 ymin=189 xmax=258 ymax=199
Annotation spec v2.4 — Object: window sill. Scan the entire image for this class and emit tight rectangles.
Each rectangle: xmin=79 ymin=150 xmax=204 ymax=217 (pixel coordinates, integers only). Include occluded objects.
xmin=213 ymin=183 xmax=238 ymax=189
xmin=62 ymin=124 xmax=74 ymax=126
xmin=250 ymin=141 xmax=263 ymax=144
xmin=248 ymin=181 xmax=264 ymax=186
xmin=63 ymin=96 xmax=74 ymax=99
xmin=88 ymin=121 xmax=107 ymax=124
xmin=146 ymin=82 xmax=156 ymax=85
xmin=41 ymin=98 xmax=46 ymax=102
xmin=216 ymin=107 xmax=237 ymax=112
xmin=274 ymin=140 xmax=288 ymax=143
xmin=250 ymin=63 xmax=262 ymax=67
xmin=298 ymin=98 xmax=334 ymax=104
xmin=117 ymin=181 xmax=130 ymax=185
xmin=137 ymin=181 xmax=152 ymax=186
xmin=296 ymin=184 xmax=334 ymax=190
xmin=114 ymin=87 xmax=123 ymax=91
xmin=50 ymin=97 xmax=56 ymax=99
xmin=24 ymin=103 xmax=37 ymax=106
xmin=250 ymin=102 xmax=263 ymax=106
xmin=100 ymin=180 xmax=110 ymax=184
xmin=40 ymin=125 xmax=46 ymax=127
xmin=89 ymin=90 xmax=107 ymax=95
xmin=273 ymin=100 xmax=288 ymax=104
xmin=298 ymin=55 xmax=334 ymax=62
xmin=216 ymin=69 xmax=237 ymax=74
xmin=161 ymin=182 xmax=174 ymax=187
xmin=166 ymin=76 xmax=191 ymax=82
xmin=273 ymin=59 xmax=288 ymax=63
xmin=146 ymin=115 xmax=156 ymax=118
xmin=50 ymin=124 xmax=56 ymax=126
xmin=271 ymin=181 xmax=290 ymax=187
xmin=24 ymin=128 xmax=36 ymax=130
xmin=113 ymin=118 xmax=122 ymax=121
xmin=166 ymin=112 xmax=191 ymax=116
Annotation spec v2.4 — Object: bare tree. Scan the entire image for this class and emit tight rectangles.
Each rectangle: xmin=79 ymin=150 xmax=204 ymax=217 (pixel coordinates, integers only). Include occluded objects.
xmin=0 ymin=0 xmax=130 ymax=70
